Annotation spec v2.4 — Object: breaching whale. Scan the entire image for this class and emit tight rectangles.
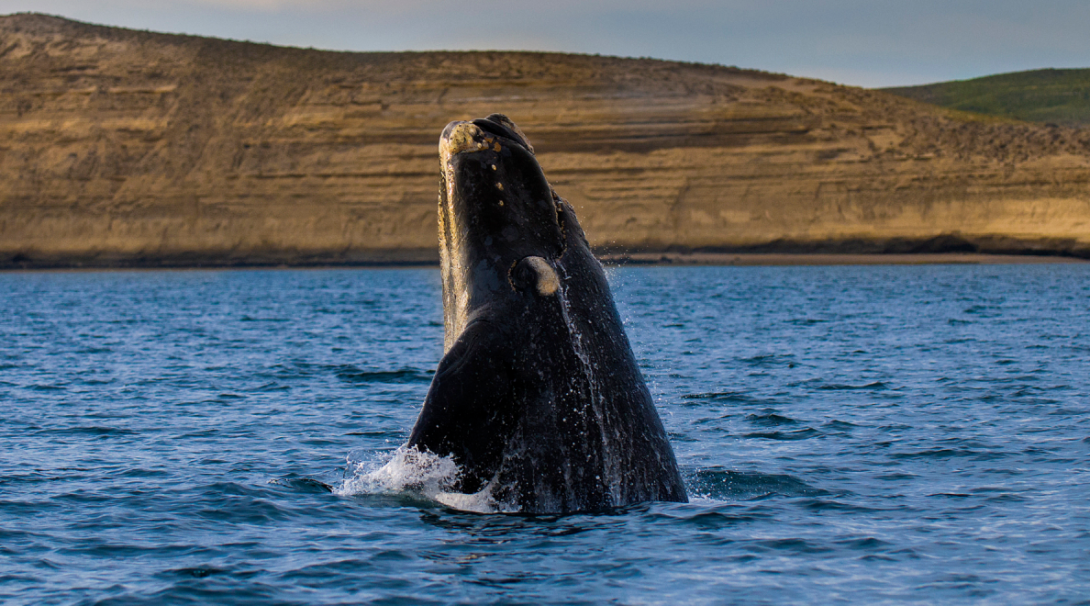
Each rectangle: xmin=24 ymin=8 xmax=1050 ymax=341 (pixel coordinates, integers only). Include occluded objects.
xmin=406 ymin=114 xmax=687 ymax=513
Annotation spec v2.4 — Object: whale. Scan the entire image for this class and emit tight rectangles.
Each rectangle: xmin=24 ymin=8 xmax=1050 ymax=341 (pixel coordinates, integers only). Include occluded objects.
xmin=406 ymin=114 xmax=687 ymax=513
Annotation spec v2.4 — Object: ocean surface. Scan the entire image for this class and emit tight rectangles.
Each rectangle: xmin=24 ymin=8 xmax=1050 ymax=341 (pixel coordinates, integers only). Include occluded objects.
xmin=2 ymin=264 xmax=1088 ymax=605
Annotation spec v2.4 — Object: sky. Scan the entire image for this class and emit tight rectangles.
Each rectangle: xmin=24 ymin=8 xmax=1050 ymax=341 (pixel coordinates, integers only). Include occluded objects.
xmin=2 ymin=0 xmax=1088 ymax=88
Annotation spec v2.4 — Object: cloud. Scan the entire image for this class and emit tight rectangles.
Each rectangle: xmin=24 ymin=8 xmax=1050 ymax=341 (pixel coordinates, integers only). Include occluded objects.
xmin=2 ymin=0 xmax=1088 ymax=86
xmin=186 ymin=0 xmax=300 ymax=10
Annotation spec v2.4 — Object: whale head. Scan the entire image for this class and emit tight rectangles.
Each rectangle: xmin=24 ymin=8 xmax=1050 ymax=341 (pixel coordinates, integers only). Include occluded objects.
xmin=437 ymin=114 xmax=566 ymax=350
xmin=408 ymin=115 xmax=688 ymax=512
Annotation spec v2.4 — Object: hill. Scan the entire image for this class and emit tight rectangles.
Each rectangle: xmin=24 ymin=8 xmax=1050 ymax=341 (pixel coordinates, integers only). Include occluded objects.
xmin=883 ymin=68 xmax=1090 ymax=127
xmin=2 ymin=13 xmax=1090 ymax=268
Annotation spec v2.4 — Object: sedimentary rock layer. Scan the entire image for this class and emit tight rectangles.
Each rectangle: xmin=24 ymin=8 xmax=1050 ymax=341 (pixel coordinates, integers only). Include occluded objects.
xmin=2 ymin=14 xmax=1089 ymax=268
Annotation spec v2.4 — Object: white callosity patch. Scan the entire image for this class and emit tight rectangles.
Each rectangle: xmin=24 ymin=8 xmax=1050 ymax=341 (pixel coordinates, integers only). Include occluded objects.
xmin=438 ymin=122 xmax=485 ymax=167
xmin=524 ymin=256 xmax=559 ymax=296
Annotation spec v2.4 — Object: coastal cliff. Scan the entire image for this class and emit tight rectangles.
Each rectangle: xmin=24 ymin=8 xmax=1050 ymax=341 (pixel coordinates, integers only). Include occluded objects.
xmin=3 ymin=13 xmax=1090 ymax=268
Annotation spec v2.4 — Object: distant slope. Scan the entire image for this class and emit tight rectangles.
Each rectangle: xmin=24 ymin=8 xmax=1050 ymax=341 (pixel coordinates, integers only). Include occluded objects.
xmin=883 ymin=68 xmax=1090 ymax=127
xmin=2 ymin=13 xmax=1090 ymax=268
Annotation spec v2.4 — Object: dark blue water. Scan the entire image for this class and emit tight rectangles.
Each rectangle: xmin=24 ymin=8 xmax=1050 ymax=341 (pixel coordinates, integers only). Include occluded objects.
xmin=2 ymin=265 xmax=1089 ymax=605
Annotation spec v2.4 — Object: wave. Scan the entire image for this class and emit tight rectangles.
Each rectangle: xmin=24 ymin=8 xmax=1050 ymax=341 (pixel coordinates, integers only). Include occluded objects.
xmin=685 ymin=468 xmax=829 ymax=500
xmin=745 ymin=412 xmax=799 ymax=427
xmin=681 ymin=391 xmax=760 ymax=404
xmin=335 ymin=366 xmax=434 ymax=385
xmin=743 ymin=427 xmax=820 ymax=441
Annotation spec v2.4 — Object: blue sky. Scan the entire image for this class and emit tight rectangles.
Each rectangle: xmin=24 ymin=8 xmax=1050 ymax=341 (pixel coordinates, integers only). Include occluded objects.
xmin=2 ymin=0 xmax=1088 ymax=87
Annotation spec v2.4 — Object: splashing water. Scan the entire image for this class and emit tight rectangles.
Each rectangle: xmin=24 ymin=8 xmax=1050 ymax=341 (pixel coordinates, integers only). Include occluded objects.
xmin=337 ymin=447 xmax=517 ymax=513
xmin=337 ymin=447 xmax=456 ymax=498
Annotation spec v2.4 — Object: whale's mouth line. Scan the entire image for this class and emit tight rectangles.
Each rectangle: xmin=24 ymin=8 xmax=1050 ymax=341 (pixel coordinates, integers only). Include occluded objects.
xmin=440 ymin=129 xmax=526 ymax=158
xmin=439 ymin=116 xmax=533 ymax=164
xmin=469 ymin=118 xmax=533 ymax=154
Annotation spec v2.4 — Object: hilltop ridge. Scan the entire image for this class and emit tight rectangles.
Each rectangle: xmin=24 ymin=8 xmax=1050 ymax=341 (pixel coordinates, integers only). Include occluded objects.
xmin=2 ymin=13 xmax=1089 ymax=268
xmin=884 ymin=68 xmax=1090 ymax=128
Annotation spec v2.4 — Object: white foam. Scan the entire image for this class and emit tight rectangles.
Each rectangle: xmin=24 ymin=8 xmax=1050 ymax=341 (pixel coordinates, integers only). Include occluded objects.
xmin=336 ymin=446 xmax=458 ymax=497
xmin=336 ymin=447 xmax=518 ymax=513
xmin=435 ymin=482 xmax=515 ymax=514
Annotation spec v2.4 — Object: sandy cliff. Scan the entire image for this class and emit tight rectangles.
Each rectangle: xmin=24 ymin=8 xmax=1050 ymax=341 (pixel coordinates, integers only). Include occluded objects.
xmin=2 ymin=14 xmax=1090 ymax=268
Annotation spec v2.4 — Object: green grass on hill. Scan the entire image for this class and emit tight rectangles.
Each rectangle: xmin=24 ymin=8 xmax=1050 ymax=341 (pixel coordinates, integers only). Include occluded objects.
xmin=882 ymin=68 xmax=1090 ymax=127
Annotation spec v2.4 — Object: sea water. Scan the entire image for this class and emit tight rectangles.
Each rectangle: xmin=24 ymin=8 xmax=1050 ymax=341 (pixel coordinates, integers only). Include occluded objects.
xmin=1 ymin=265 xmax=1088 ymax=604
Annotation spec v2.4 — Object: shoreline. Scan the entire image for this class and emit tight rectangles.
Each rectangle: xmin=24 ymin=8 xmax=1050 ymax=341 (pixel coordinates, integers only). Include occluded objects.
xmin=2 ymin=253 xmax=1087 ymax=273
xmin=598 ymin=252 xmax=1090 ymax=266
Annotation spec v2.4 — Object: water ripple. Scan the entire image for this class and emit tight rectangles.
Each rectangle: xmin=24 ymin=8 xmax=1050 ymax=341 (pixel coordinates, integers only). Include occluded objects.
xmin=1 ymin=265 xmax=1088 ymax=605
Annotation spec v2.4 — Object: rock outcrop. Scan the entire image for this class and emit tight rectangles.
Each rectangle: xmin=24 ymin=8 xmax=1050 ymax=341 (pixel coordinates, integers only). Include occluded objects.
xmin=2 ymin=13 xmax=1089 ymax=268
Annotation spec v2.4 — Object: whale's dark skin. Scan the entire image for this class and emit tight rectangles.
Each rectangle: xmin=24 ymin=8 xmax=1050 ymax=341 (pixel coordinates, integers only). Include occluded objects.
xmin=407 ymin=114 xmax=687 ymax=513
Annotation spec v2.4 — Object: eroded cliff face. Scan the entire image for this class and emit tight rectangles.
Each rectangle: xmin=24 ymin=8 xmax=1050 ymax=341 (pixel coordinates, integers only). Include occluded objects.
xmin=2 ymin=14 xmax=1090 ymax=268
